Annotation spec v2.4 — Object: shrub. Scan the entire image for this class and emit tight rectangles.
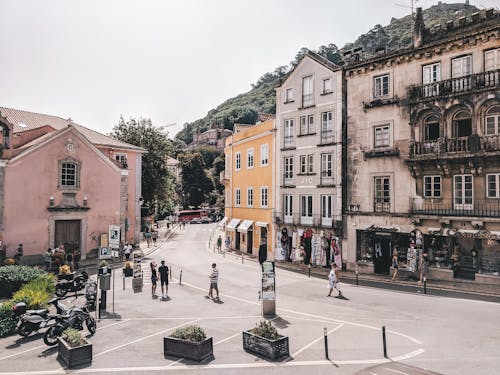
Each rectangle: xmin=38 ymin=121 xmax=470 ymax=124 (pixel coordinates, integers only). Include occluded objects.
xmin=170 ymin=325 xmax=207 ymax=343
xmin=250 ymin=321 xmax=280 ymax=340
xmin=0 ymin=265 xmax=47 ymax=298
xmin=12 ymin=276 xmax=55 ymax=309
xmin=0 ymin=301 xmax=17 ymax=337
xmin=99 ymin=260 xmax=108 ymax=268
xmin=59 ymin=265 xmax=71 ymax=275
xmin=61 ymin=328 xmax=86 ymax=348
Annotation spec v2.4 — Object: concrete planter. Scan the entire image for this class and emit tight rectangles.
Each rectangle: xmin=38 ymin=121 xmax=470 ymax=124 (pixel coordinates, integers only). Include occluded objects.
xmin=123 ymin=268 xmax=133 ymax=277
xmin=242 ymin=330 xmax=289 ymax=360
xmin=163 ymin=336 xmax=213 ymax=361
xmin=132 ymin=276 xmax=143 ymax=291
xmin=57 ymin=337 xmax=92 ymax=368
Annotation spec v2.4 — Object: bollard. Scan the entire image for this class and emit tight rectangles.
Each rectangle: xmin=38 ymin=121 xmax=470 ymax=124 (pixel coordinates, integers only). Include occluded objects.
xmin=382 ymin=326 xmax=388 ymax=358
xmin=323 ymin=328 xmax=329 ymax=360
xmin=170 ymin=265 xmax=172 ymax=281
xmin=355 ymin=267 xmax=359 ymax=286
xmin=308 ymin=264 xmax=311 ymax=278
xmin=123 ymin=274 xmax=125 ymax=291
xmin=179 ymin=270 xmax=183 ymax=285
xmin=242 ymin=254 xmax=244 ymax=264
xmin=258 ymin=291 xmax=261 ymax=301
xmin=223 ymin=251 xmax=225 ymax=258
xmin=423 ymin=277 xmax=427 ymax=294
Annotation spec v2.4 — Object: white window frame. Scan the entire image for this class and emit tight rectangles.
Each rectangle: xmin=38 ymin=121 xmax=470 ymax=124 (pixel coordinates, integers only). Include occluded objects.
xmin=235 ymin=152 xmax=241 ymax=171
xmin=247 ymin=187 xmax=253 ymax=207
xmin=374 ymin=125 xmax=390 ymax=148
xmin=300 ymin=195 xmax=313 ymax=225
xmin=59 ymin=159 xmax=80 ymax=189
xmin=374 ymin=74 xmax=389 ymax=98
xmin=485 ymin=106 xmax=500 ymax=136
xmin=284 ymin=119 xmax=294 ymax=148
xmin=260 ymin=144 xmax=269 ymax=166
xmin=300 ymin=115 xmax=307 ymax=135
xmin=374 ymin=176 xmax=390 ymax=212
xmin=321 ymin=194 xmax=333 ymax=227
xmin=284 ymin=195 xmax=293 ymax=223
xmin=321 ymin=153 xmax=333 ymax=184
xmin=322 ymin=78 xmax=333 ymax=94
xmin=452 ymin=55 xmax=472 ymax=78
xmin=423 ymin=175 xmax=441 ymax=198
xmin=308 ymin=114 xmax=314 ymax=134
xmin=235 ymin=188 xmax=241 ymax=207
xmin=247 ymin=148 xmax=254 ymax=169
xmin=302 ymin=75 xmax=314 ymax=107
xmin=307 ymin=154 xmax=314 ymax=174
xmin=422 ymin=62 xmax=441 ymax=97
xmin=284 ymin=156 xmax=293 ymax=184
xmin=486 ymin=173 xmax=500 ymax=198
xmin=260 ymin=186 xmax=268 ymax=208
xmin=485 ymin=48 xmax=500 ymax=71
xmin=115 ymin=153 xmax=127 ymax=164
xmin=453 ymin=174 xmax=473 ymax=210
xmin=285 ymin=88 xmax=293 ymax=102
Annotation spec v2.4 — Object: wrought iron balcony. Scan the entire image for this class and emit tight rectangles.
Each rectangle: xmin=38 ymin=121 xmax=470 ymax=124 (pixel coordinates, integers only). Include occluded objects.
xmin=410 ymin=198 xmax=500 ymax=218
xmin=274 ymin=212 xmax=334 ymax=227
xmin=283 ymin=136 xmax=295 ymax=149
xmin=320 ymin=171 xmax=334 ymax=186
xmin=320 ymin=130 xmax=334 ymax=145
xmin=282 ymin=173 xmax=294 ymax=187
xmin=408 ymin=134 xmax=500 ymax=159
xmin=408 ymin=69 xmax=500 ymax=101
xmin=302 ymin=94 xmax=314 ymax=108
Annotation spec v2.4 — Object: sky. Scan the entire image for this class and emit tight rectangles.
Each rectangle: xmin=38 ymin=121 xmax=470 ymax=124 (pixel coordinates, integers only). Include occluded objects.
xmin=1 ymin=0 xmax=498 ymax=138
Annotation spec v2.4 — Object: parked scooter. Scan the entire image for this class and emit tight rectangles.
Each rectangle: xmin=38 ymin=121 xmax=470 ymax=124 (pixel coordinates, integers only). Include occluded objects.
xmin=13 ymin=298 xmax=69 ymax=337
xmin=84 ymin=280 xmax=97 ymax=312
xmin=43 ymin=304 xmax=96 ymax=346
xmin=55 ymin=270 xmax=89 ymax=297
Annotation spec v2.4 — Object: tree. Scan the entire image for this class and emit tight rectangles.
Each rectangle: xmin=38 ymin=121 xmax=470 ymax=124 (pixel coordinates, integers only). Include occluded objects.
xmin=110 ymin=116 xmax=178 ymax=217
xmin=179 ymin=152 xmax=213 ymax=208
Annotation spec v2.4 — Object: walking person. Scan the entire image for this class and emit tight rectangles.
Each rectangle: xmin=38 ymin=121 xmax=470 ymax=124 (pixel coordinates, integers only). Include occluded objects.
xmin=152 ymin=230 xmax=158 ymax=246
xmin=15 ymin=244 xmax=23 ymax=264
xmin=225 ymin=236 xmax=230 ymax=252
xmin=391 ymin=249 xmax=399 ymax=281
xmin=150 ymin=262 xmax=158 ymax=298
xmin=124 ymin=243 xmax=132 ymax=261
xmin=419 ymin=252 xmax=429 ymax=284
xmin=44 ymin=248 xmax=53 ymax=271
xmin=327 ymin=263 xmax=342 ymax=297
xmin=158 ymin=260 xmax=169 ymax=299
xmin=208 ymin=263 xmax=219 ymax=300
xmin=217 ymin=235 xmax=222 ymax=253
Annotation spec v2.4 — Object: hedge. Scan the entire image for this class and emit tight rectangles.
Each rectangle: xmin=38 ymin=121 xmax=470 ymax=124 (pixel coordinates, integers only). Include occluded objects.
xmin=0 ymin=265 xmax=47 ymax=298
xmin=0 ymin=301 xmax=16 ymax=337
xmin=12 ymin=276 xmax=56 ymax=309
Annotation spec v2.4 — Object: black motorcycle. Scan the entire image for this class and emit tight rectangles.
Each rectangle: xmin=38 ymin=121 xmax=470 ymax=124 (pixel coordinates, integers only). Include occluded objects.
xmin=55 ymin=271 xmax=89 ymax=297
xmin=43 ymin=304 xmax=96 ymax=346
xmin=13 ymin=298 xmax=68 ymax=337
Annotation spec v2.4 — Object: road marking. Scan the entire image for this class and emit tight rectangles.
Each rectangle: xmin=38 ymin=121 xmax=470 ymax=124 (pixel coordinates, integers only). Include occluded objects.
xmin=97 ymin=319 xmax=130 ymax=330
xmin=291 ymin=323 xmax=344 ymax=358
xmin=386 ymin=368 xmax=410 ymax=375
xmin=0 ymin=344 xmax=46 ymax=361
xmin=214 ymin=332 xmax=241 ymax=345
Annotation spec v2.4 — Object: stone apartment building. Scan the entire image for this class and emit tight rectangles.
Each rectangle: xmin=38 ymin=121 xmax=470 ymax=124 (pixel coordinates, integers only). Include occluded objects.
xmin=274 ymin=51 xmax=343 ymax=265
xmin=188 ymin=124 xmax=233 ymax=151
xmin=344 ymin=8 xmax=500 ymax=285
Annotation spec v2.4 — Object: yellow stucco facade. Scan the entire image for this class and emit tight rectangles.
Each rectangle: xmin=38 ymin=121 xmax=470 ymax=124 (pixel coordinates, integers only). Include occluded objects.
xmin=223 ymin=119 xmax=275 ymax=258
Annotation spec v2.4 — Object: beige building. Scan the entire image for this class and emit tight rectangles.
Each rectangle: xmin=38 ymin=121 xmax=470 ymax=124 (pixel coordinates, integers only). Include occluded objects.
xmin=344 ymin=8 xmax=500 ymax=285
xmin=189 ymin=124 xmax=232 ymax=151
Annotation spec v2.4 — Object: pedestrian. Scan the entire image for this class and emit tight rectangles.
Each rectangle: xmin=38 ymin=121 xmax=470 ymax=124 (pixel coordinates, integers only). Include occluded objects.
xmin=124 ymin=243 xmax=131 ymax=261
xmin=44 ymin=248 xmax=52 ymax=271
xmin=15 ymin=244 xmax=23 ymax=264
xmin=217 ymin=235 xmax=222 ymax=253
xmin=158 ymin=260 xmax=169 ymax=299
xmin=66 ymin=250 xmax=74 ymax=271
xmin=208 ymin=263 xmax=219 ymax=300
xmin=73 ymin=249 xmax=81 ymax=270
xmin=419 ymin=252 xmax=429 ymax=283
xmin=391 ymin=249 xmax=399 ymax=281
xmin=150 ymin=262 xmax=158 ymax=297
xmin=327 ymin=263 xmax=342 ymax=297
xmin=145 ymin=229 xmax=152 ymax=248
xmin=225 ymin=236 xmax=230 ymax=252
xmin=152 ymin=230 xmax=158 ymax=245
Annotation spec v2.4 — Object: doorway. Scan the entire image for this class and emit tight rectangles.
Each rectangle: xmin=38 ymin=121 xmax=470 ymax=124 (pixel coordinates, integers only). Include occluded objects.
xmin=247 ymin=230 xmax=253 ymax=254
xmin=55 ymin=220 xmax=81 ymax=253
xmin=373 ymin=234 xmax=391 ymax=275
xmin=235 ymin=232 xmax=240 ymax=251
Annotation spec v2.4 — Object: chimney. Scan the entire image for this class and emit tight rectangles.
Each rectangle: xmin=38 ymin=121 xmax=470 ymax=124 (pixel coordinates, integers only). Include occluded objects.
xmin=413 ymin=7 xmax=425 ymax=48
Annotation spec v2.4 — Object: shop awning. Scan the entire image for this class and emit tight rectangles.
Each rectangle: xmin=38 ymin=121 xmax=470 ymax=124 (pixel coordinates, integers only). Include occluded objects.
xmin=226 ymin=218 xmax=241 ymax=231
xmin=255 ymin=221 xmax=268 ymax=228
xmin=237 ymin=220 xmax=254 ymax=233
xmin=458 ymin=229 xmax=479 ymax=235
xmin=218 ymin=217 xmax=229 ymax=227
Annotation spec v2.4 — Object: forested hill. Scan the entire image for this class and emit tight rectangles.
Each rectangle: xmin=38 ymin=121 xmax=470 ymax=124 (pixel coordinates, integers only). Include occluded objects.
xmin=175 ymin=2 xmax=481 ymax=144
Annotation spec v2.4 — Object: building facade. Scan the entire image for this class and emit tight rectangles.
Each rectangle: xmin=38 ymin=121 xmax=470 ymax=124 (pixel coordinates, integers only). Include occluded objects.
xmin=189 ymin=124 xmax=233 ymax=151
xmin=223 ymin=119 xmax=275 ymax=258
xmin=344 ymin=8 xmax=500 ymax=284
xmin=0 ymin=107 xmax=144 ymax=263
xmin=274 ymin=51 xmax=343 ymax=265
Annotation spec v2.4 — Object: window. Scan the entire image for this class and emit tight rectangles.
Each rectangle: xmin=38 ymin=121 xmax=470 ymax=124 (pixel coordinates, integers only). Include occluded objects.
xmin=235 ymin=188 xmax=241 ymax=206
xmin=60 ymin=161 xmax=79 ymax=188
xmin=260 ymin=144 xmax=269 ymax=166
xmin=247 ymin=187 xmax=253 ymax=207
xmin=300 ymin=155 xmax=306 ymax=174
xmin=452 ymin=55 xmax=472 ymax=78
xmin=300 ymin=116 xmax=307 ymax=135
xmin=247 ymin=148 xmax=254 ymax=168
xmin=284 ymin=119 xmax=294 ymax=148
xmin=300 ymin=115 xmax=314 ymax=135
xmin=452 ymin=111 xmax=472 ymax=138
xmin=374 ymin=74 xmax=389 ymax=97
xmin=284 ymin=156 xmax=293 ymax=184
xmin=302 ymin=76 xmax=314 ymax=107
xmin=323 ymin=78 xmax=333 ymax=94
xmin=374 ymin=177 xmax=390 ymax=212
xmin=485 ymin=48 xmax=500 ymax=71
xmin=307 ymin=154 xmax=314 ymax=173
xmin=260 ymin=187 xmax=268 ymax=207
xmin=422 ymin=63 xmax=441 ymax=97
xmin=115 ymin=153 xmax=127 ymax=167
xmin=284 ymin=195 xmax=293 ymax=223
xmin=299 ymin=155 xmax=313 ymax=174
xmin=321 ymin=195 xmax=333 ymax=227
xmin=308 ymin=115 xmax=314 ymax=134
xmin=487 ymin=174 xmax=500 ymax=198
xmin=374 ymin=125 xmax=390 ymax=148
xmin=285 ymin=88 xmax=293 ymax=102
xmin=321 ymin=111 xmax=333 ymax=144
xmin=321 ymin=153 xmax=333 ymax=185
xmin=424 ymin=176 xmax=441 ymax=198
xmin=454 ymin=175 xmax=473 ymax=210
xmin=300 ymin=195 xmax=313 ymax=224
xmin=235 ymin=152 xmax=241 ymax=170
xmin=423 ymin=115 xmax=440 ymax=141
xmin=485 ymin=106 xmax=500 ymax=135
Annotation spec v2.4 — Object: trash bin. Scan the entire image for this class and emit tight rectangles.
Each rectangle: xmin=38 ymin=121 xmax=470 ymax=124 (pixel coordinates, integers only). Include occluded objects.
xmin=98 ymin=274 xmax=111 ymax=290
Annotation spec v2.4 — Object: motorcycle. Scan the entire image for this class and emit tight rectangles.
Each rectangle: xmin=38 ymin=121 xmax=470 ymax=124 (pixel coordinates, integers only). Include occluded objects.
xmin=13 ymin=298 xmax=69 ymax=337
xmin=55 ymin=270 xmax=89 ymax=297
xmin=43 ymin=304 xmax=96 ymax=346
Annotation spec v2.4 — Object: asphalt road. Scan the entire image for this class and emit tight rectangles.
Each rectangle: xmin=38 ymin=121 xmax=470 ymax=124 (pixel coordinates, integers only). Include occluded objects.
xmin=0 ymin=223 xmax=499 ymax=375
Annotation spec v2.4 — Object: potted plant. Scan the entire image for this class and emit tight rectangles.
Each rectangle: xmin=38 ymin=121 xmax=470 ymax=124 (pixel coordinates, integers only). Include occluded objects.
xmin=123 ymin=261 xmax=133 ymax=277
xmin=58 ymin=328 xmax=92 ymax=368
xmin=58 ymin=264 xmax=74 ymax=281
xmin=164 ymin=324 xmax=213 ymax=361
xmin=98 ymin=260 xmax=110 ymax=275
xmin=243 ymin=321 xmax=289 ymax=360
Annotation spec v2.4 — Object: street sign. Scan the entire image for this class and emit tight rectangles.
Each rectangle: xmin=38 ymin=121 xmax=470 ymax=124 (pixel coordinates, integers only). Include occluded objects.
xmin=109 ymin=225 xmax=120 ymax=248
xmin=261 ymin=261 xmax=276 ymax=317
xmin=99 ymin=247 xmax=112 ymax=260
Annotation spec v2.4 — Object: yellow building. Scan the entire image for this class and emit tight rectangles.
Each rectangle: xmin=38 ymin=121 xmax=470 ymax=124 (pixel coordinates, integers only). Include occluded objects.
xmin=222 ymin=118 xmax=275 ymax=258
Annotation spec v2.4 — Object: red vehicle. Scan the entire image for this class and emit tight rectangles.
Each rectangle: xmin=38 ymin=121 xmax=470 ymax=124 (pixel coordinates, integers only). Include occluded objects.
xmin=178 ymin=210 xmax=209 ymax=223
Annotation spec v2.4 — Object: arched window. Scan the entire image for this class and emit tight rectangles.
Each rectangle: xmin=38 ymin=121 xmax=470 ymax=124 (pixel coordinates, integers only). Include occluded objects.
xmin=423 ymin=114 xmax=440 ymax=141
xmin=452 ymin=110 xmax=472 ymax=138
xmin=485 ymin=106 xmax=500 ymax=136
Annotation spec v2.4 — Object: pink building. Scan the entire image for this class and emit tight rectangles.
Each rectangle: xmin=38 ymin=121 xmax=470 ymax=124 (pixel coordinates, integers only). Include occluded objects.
xmin=0 ymin=107 xmax=144 ymax=263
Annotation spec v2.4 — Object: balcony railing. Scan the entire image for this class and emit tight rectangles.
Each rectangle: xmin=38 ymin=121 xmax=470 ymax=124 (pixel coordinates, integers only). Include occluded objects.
xmin=302 ymin=94 xmax=314 ymax=108
xmin=409 ymin=134 xmax=500 ymax=158
xmin=275 ymin=212 xmax=335 ymax=227
xmin=408 ymin=69 xmax=500 ymax=101
xmin=320 ymin=171 xmax=334 ymax=186
xmin=320 ymin=130 xmax=334 ymax=145
xmin=283 ymin=173 xmax=294 ymax=187
xmin=283 ymin=136 xmax=295 ymax=149
xmin=410 ymin=198 xmax=500 ymax=218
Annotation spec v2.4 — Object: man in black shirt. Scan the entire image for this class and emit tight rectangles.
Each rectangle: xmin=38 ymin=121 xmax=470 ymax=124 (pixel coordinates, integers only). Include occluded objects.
xmin=158 ymin=260 xmax=169 ymax=299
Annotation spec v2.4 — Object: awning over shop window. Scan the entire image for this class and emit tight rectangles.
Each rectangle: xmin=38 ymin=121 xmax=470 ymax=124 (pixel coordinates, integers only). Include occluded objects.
xmin=237 ymin=220 xmax=254 ymax=233
xmin=255 ymin=221 xmax=268 ymax=228
xmin=218 ymin=217 xmax=229 ymax=227
xmin=226 ymin=218 xmax=241 ymax=231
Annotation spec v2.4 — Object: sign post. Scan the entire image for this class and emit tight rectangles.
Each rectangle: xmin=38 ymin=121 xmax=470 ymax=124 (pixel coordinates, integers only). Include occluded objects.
xmin=261 ymin=261 xmax=276 ymax=317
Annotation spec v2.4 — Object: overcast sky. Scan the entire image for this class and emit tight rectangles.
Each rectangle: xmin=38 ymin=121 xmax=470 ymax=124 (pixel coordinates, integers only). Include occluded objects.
xmin=1 ymin=0 xmax=498 ymax=138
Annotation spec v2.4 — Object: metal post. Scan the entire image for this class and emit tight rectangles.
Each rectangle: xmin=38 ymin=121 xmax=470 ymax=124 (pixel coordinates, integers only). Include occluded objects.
xmin=179 ymin=270 xmax=182 ymax=285
xmin=241 ymin=254 xmax=244 ymax=264
xmin=324 ymin=328 xmax=329 ymax=360
xmin=423 ymin=276 xmax=427 ymax=294
xmin=382 ymin=326 xmax=388 ymax=358
xmin=355 ymin=266 xmax=359 ymax=286
xmin=170 ymin=265 xmax=172 ymax=281
xmin=308 ymin=264 xmax=311 ymax=278
xmin=112 ymin=268 xmax=115 ymax=314
xmin=123 ymin=273 xmax=125 ymax=290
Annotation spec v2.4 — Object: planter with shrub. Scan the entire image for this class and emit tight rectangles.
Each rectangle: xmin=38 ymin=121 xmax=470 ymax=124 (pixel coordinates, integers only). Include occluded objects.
xmin=58 ymin=328 xmax=92 ymax=368
xmin=58 ymin=265 xmax=74 ymax=281
xmin=123 ymin=262 xmax=133 ymax=277
xmin=243 ymin=321 xmax=289 ymax=360
xmin=164 ymin=325 xmax=213 ymax=361
xmin=98 ymin=261 xmax=110 ymax=276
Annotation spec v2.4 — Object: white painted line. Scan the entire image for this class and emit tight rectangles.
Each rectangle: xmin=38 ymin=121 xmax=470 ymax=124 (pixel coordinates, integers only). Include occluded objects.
xmin=94 ymin=319 xmax=198 ymax=358
xmin=0 ymin=344 xmax=46 ymax=361
xmin=386 ymin=368 xmax=410 ymax=375
xmin=214 ymin=332 xmax=241 ymax=346
xmin=291 ymin=323 xmax=344 ymax=358
xmin=391 ymin=348 xmax=426 ymax=362
xmin=387 ymin=329 xmax=423 ymax=345
xmin=97 ymin=319 xmax=130 ymax=330
xmin=179 ymin=280 xmax=260 ymax=306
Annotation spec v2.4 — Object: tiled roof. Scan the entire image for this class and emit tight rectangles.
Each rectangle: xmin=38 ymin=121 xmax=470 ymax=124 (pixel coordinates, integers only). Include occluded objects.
xmin=256 ymin=113 xmax=275 ymax=123
xmin=0 ymin=106 xmax=144 ymax=151
xmin=234 ymin=123 xmax=255 ymax=133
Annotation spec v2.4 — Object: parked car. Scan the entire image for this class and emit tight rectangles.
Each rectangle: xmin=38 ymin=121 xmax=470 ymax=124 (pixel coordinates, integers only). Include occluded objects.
xmin=190 ymin=217 xmax=202 ymax=224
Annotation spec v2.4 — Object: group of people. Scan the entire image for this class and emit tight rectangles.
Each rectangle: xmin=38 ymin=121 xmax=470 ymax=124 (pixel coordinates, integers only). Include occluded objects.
xmin=150 ymin=260 xmax=170 ymax=299
xmin=44 ymin=244 xmax=80 ymax=272
xmin=143 ymin=228 xmax=159 ymax=248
